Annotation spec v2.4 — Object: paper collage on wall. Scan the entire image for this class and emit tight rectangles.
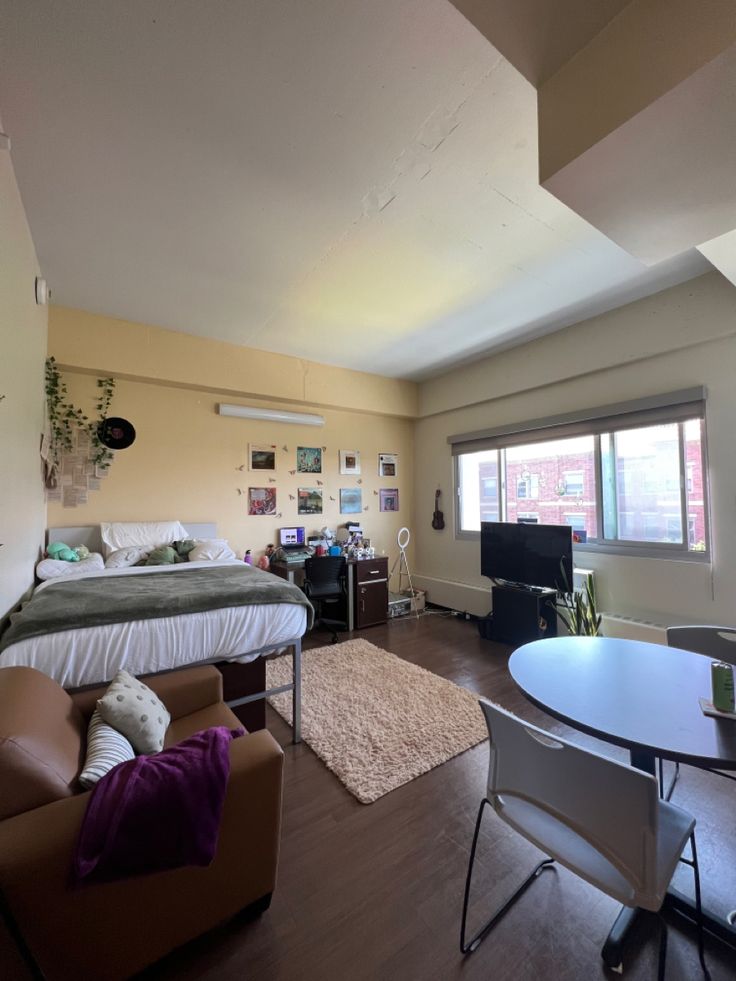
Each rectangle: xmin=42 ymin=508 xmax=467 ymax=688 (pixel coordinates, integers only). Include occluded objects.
xmin=379 ymin=488 xmax=399 ymax=512
xmin=47 ymin=427 xmax=110 ymax=508
xmin=378 ymin=452 xmax=397 ymax=477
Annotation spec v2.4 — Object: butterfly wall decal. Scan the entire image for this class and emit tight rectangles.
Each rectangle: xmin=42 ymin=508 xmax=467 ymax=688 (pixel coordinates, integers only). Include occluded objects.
xmin=289 ymin=470 xmax=296 ymax=476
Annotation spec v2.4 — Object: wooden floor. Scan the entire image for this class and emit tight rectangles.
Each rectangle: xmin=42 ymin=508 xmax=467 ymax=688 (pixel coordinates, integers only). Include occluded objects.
xmin=151 ymin=614 xmax=736 ymax=980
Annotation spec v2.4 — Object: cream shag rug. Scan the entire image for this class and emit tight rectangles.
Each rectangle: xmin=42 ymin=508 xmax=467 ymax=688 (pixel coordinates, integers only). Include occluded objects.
xmin=266 ymin=638 xmax=487 ymax=804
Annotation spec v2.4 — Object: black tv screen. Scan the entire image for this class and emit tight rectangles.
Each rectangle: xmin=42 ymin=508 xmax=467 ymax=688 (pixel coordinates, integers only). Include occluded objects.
xmin=480 ymin=521 xmax=573 ymax=591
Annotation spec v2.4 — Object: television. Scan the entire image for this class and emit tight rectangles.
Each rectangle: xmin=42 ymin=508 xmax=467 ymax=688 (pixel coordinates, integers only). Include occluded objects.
xmin=480 ymin=521 xmax=573 ymax=591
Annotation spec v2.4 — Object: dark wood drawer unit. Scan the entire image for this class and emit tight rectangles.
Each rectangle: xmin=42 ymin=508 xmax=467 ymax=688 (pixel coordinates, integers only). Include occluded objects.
xmin=353 ymin=557 xmax=389 ymax=629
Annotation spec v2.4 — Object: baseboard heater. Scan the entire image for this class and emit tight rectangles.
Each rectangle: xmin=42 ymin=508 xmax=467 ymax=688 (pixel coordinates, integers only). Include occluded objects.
xmin=599 ymin=613 xmax=669 ymax=645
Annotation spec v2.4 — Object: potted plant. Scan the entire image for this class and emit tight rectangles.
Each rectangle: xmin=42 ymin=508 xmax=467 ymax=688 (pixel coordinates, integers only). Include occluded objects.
xmin=555 ymin=565 xmax=602 ymax=637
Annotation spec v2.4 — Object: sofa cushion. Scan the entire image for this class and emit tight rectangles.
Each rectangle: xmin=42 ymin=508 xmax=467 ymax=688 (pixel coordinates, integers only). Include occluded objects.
xmin=0 ymin=667 xmax=85 ymax=820
xmin=97 ymin=671 xmax=171 ymax=754
xmin=164 ymin=702 xmax=243 ymax=748
xmin=79 ymin=709 xmax=136 ymax=789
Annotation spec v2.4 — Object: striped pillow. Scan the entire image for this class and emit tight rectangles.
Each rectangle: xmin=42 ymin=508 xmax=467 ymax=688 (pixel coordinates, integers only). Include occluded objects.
xmin=79 ymin=709 xmax=135 ymax=789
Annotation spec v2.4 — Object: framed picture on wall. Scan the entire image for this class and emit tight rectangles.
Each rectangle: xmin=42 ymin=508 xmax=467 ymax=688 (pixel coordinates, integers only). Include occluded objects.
xmin=297 ymin=446 xmax=322 ymax=473
xmin=298 ymin=487 xmax=323 ymax=515
xmin=339 ymin=449 xmax=361 ymax=475
xmin=378 ymin=452 xmax=397 ymax=477
xmin=340 ymin=488 xmax=362 ymax=514
xmin=249 ymin=443 xmax=277 ymax=471
xmin=379 ymin=488 xmax=399 ymax=512
xmin=248 ymin=487 xmax=277 ymax=515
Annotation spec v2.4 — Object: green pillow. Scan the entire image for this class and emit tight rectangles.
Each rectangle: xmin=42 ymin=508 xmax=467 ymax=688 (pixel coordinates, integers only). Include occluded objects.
xmin=46 ymin=542 xmax=80 ymax=562
xmin=172 ymin=539 xmax=196 ymax=558
xmin=145 ymin=545 xmax=178 ymax=566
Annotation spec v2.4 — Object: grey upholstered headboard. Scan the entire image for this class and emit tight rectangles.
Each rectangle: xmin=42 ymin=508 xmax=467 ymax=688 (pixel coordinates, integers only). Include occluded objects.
xmin=47 ymin=524 xmax=218 ymax=553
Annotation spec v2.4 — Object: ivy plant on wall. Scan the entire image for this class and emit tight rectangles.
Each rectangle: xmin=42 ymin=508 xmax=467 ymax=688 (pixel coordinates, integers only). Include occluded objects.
xmin=44 ymin=357 xmax=117 ymax=475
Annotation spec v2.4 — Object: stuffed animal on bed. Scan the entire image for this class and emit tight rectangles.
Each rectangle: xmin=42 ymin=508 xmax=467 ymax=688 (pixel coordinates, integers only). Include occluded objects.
xmin=46 ymin=542 xmax=80 ymax=562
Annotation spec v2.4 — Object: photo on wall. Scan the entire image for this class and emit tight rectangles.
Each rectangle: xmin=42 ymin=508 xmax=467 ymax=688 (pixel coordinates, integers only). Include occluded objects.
xmin=248 ymin=486 xmax=277 ymax=515
xmin=339 ymin=449 xmax=361 ymax=475
xmin=298 ymin=487 xmax=323 ymax=515
xmin=249 ymin=443 xmax=276 ymax=471
xmin=379 ymin=488 xmax=399 ymax=512
xmin=297 ymin=446 xmax=322 ymax=473
xmin=340 ymin=488 xmax=362 ymax=514
xmin=378 ymin=452 xmax=398 ymax=477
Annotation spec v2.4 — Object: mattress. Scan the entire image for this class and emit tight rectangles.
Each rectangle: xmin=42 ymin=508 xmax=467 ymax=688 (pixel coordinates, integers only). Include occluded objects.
xmin=0 ymin=560 xmax=307 ymax=688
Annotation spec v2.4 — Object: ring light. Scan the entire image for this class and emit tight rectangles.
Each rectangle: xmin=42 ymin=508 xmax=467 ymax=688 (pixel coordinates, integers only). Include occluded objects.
xmin=397 ymin=527 xmax=410 ymax=550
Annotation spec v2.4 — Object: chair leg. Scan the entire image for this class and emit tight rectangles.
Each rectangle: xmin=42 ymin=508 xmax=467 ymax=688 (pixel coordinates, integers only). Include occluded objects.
xmin=689 ymin=832 xmax=711 ymax=980
xmin=658 ymin=758 xmax=680 ymax=801
xmin=460 ymin=797 xmax=555 ymax=955
xmin=657 ymin=914 xmax=668 ymax=981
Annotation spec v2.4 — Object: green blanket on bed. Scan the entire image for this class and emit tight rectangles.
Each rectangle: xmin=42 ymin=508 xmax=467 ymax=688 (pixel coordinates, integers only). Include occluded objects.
xmin=0 ymin=564 xmax=314 ymax=651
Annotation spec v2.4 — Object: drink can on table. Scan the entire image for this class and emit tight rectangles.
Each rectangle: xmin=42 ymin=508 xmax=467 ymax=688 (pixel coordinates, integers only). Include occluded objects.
xmin=711 ymin=661 xmax=735 ymax=713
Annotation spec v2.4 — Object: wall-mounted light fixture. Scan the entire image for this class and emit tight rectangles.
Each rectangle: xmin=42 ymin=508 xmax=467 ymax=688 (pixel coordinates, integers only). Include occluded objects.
xmin=217 ymin=403 xmax=325 ymax=427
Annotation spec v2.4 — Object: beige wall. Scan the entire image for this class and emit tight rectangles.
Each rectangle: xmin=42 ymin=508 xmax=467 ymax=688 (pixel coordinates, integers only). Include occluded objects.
xmin=0 ymin=139 xmax=48 ymax=620
xmin=413 ymin=272 xmax=736 ymax=626
xmin=50 ymin=306 xmax=418 ymax=419
xmin=48 ymin=311 xmax=414 ymax=575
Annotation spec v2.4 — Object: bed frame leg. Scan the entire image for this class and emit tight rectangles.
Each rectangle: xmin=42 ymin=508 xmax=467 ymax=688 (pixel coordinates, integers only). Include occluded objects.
xmin=292 ymin=640 xmax=302 ymax=744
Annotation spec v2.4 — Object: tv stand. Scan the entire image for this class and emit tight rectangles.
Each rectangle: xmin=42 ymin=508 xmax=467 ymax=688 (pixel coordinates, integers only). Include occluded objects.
xmin=491 ymin=583 xmax=558 ymax=646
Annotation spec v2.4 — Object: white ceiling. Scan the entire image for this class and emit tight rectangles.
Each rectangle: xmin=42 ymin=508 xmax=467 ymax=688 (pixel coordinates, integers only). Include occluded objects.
xmin=0 ymin=0 xmax=709 ymax=381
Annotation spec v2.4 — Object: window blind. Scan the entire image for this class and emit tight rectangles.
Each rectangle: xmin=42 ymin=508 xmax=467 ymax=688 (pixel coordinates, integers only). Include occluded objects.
xmin=448 ymin=388 xmax=705 ymax=456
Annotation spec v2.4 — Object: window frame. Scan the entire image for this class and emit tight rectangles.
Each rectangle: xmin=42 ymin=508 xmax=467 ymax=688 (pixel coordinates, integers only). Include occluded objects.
xmin=453 ymin=404 xmax=710 ymax=562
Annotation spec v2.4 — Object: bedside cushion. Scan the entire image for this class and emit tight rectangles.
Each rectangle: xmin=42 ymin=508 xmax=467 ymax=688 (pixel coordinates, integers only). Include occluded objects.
xmin=79 ymin=709 xmax=136 ymax=789
xmin=97 ymin=671 xmax=171 ymax=754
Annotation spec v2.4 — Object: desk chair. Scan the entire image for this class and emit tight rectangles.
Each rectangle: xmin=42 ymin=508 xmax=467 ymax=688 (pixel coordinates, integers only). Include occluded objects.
xmin=662 ymin=626 xmax=736 ymax=796
xmin=461 ymin=701 xmax=708 ymax=980
xmin=303 ymin=556 xmax=347 ymax=644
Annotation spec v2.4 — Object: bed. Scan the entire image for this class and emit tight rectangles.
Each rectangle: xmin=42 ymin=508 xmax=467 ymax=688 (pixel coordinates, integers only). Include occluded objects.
xmin=0 ymin=524 xmax=311 ymax=742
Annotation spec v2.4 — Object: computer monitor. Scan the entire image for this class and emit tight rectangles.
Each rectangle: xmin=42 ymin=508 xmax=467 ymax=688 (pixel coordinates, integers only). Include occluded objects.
xmin=279 ymin=526 xmax=306 ymax=548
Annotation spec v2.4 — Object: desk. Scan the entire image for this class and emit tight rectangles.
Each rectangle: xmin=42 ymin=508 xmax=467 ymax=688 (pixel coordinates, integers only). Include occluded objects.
xmin=509 ymin=636 xmax=736 ymax=967
xmin=270 ymin=556 xmax=388 ymax=631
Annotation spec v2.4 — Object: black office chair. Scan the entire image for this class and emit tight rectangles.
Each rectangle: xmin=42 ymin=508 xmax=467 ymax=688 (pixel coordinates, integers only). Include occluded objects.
xmin=303 ymin=556 xmax=348 ymax=644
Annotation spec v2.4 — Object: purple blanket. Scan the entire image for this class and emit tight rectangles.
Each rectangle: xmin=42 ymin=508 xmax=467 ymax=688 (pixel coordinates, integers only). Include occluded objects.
xmin=73 ymin=726 xmax=243 ymax=884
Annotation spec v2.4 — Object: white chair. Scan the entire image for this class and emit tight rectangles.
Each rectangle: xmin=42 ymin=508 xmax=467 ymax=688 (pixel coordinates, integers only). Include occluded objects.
xmin=461 ymin=701 xmax=709 ymax=980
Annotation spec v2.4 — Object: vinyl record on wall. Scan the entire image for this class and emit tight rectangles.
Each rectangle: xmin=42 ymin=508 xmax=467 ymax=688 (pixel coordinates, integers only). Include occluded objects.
xmin=98 ymin=417 xmax=136 ymax=450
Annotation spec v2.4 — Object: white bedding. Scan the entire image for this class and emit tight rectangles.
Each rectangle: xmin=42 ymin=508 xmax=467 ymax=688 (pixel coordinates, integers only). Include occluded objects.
xmin=1 ymin=560 xmax=306 ymax=688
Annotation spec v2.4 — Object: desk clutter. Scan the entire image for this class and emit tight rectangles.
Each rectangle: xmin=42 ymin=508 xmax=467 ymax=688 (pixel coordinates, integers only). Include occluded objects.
xmin=259 ymin=524 xmax=376 ymax=569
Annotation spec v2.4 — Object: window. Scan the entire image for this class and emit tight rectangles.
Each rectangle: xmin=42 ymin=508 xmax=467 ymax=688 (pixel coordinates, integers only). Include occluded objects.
xmin=516 ymin=474 xmax=539 ymax=499
xmin=563 ymin=471 xmax=584 ymax=496
xmin=564 ymin=514 xmax=587 ymax=532
xmin=451 ymin=389 xmax=708 ymax=559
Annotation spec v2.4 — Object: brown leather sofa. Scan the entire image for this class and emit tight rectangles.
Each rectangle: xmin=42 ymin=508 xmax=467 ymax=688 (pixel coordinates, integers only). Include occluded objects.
xmin=0 ymin=664 xmax=284 ymax=981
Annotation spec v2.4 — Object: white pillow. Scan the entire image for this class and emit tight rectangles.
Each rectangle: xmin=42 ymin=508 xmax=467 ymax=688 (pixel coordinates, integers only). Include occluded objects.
xmin=100 ymin=520 xmax=189 ymax=557
xmin=36 ymin=552 xmax=105 ymax=581
xmin=105 ymin=546 xmax=149 ymax=569
xmin=79 ymin=709 xmax=136 ymax=789
xmin=96 ymin=670 xmax=171 ymax=755
xmin=189 ymin=539 xmax=236 ymax=562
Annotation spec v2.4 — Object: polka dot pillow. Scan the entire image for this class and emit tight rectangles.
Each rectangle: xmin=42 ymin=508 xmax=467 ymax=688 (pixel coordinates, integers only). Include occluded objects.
xmin=97 ymin=670 xmax=171 ymax=754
